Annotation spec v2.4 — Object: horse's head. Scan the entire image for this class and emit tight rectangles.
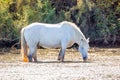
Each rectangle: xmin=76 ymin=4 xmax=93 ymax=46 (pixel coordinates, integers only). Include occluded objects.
xmin=78 ymin=38 xmax=89 ymax=61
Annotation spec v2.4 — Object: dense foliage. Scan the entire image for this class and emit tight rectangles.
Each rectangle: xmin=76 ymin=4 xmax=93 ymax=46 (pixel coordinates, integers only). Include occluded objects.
xmin=0 ymin=0 xmax=120 ymax=46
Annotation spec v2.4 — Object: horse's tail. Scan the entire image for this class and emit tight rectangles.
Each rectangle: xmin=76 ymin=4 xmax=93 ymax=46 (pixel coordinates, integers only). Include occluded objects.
xmin=21 ymin=28 xmax=29 ymax=62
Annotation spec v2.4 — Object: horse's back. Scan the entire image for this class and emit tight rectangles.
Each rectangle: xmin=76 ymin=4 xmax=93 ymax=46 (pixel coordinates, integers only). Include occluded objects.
xmin=23 ymin=22 xmax=63 ymax=48
xmin=23 ymin=21 xmax=77 ymax=31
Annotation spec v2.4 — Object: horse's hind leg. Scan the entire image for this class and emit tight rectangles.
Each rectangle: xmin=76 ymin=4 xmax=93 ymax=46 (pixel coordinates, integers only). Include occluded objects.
xmin=33 ymin=56 xmax=37 ymax=62
xmin=28 ymin=47 xmax=36 ymax=62
xmin=58 ymin=49 xmax=62 ymax=61
xmin=33 ymin=48 xmax=37 ymax=62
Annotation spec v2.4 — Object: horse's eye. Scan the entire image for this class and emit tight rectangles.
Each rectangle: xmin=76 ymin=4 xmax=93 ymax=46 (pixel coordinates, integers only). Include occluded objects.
xmin=81 ymin=39 xmax=83 ymax=41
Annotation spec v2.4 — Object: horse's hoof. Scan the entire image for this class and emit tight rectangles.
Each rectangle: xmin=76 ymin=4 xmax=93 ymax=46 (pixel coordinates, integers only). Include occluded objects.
xmin=57 ymin=58 xmax=64 ymax=62
xmin=28 ymin=55 xmax=33 ymax=62
xmin=34 ymin=59 xmax=38 ymax=62
xmin=83 ymin=60 xmax=87 ymax=62
xmin=83 ymin=57 xmax=87 ymax=60
xmin=57 ymin=58 xmax=60 ymax=61
xmin=23 ymin=57 xmax=29 ymax=62
xmin=61 ymin=60 xmax=64 ymax=62
xmin=83 ymin=58 xmax=87 ymax=62
xmin=58 ymin=57 xmax=64 ymax=62
xmin=60 ymin=58 xmax=64 ymax=62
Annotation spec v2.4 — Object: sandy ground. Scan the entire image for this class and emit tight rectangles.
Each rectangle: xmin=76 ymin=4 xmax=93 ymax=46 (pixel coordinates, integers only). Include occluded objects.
xmin=0 ymin=48 xmax=120 ymax=80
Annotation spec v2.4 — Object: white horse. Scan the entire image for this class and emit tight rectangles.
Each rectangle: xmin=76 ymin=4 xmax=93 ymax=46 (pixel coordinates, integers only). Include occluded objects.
xmin=21 ymin=21 xmax=89 ymax=62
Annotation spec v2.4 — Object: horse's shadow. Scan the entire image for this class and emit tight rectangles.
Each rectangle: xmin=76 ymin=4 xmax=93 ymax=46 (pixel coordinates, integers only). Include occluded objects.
xmin=35 ymin=60 xmax=92 ymax=63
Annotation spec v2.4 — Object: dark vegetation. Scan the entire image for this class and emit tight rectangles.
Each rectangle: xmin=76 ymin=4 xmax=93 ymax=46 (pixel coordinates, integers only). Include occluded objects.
xmin=0 ymin=0 xmax=120 ymax=48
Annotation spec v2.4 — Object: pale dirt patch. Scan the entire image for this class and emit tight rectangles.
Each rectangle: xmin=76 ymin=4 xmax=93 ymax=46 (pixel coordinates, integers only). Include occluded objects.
xmin=0 ymin=48 xmax=120 ymax=80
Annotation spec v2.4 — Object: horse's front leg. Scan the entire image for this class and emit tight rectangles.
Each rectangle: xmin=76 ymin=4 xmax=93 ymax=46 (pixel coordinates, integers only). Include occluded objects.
xmin=58 ymin=49 xmax=65 ymax=61
xmin=60 ymin=49 xmax=66 ymax=62
xmin=57 ymin=39 xmax=67 ymax=62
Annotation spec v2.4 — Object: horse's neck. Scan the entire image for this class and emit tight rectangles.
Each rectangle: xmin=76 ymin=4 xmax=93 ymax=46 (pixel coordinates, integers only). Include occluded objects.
xmin=75 ymin=30 xmax=86 ymax=44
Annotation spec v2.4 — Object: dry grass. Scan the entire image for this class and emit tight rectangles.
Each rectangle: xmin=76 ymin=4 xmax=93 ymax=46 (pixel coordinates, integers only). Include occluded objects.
xmin=0 ymin=48 xmax=120 ymax=80
xmin=1 ymin=47 xmax=119 ymax=62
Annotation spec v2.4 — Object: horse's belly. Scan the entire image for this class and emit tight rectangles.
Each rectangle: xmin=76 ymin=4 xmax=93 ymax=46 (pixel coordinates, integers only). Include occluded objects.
xmin=38 ymin=39 xmax=61 ymax=48
xmin=39 ymin=42 xmax=61 ymax=48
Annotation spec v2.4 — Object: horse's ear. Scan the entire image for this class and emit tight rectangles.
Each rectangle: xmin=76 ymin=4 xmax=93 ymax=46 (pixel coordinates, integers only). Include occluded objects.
xmin=87 ymin=38 xmax=89 ymax=43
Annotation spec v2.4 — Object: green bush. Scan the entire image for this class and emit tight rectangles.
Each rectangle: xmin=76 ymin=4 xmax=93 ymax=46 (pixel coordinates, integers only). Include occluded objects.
xmin=0 ymin=0 xmax=120 ymax=46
